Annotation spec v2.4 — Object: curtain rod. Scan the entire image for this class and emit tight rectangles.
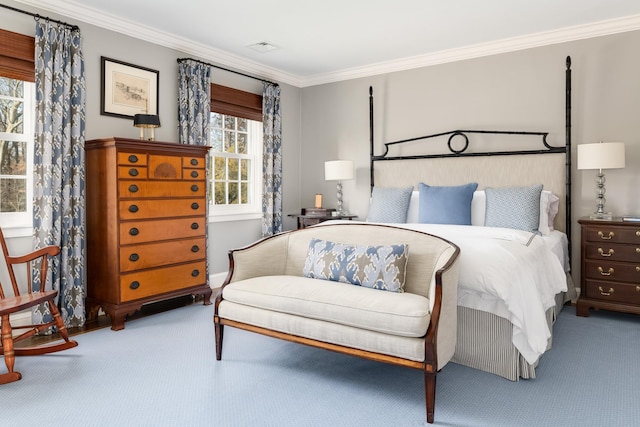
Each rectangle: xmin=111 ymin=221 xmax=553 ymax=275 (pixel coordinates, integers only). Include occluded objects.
xmin=177 ymin=57 xmax=278 ymax=86
xmin=0 ymin=3 xmax=80 ymax=31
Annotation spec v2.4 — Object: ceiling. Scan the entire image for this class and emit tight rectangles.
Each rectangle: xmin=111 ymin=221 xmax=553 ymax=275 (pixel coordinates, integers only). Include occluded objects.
xmin=18 ymin=0 xmax=640 ymax=87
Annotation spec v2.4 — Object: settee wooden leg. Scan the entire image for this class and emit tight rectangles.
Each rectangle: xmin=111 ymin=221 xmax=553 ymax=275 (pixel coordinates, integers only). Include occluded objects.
xmin=424 ymin=368 xmax=436 ymax=424
xmin=215 ymin=321 xmax=223 ymax=360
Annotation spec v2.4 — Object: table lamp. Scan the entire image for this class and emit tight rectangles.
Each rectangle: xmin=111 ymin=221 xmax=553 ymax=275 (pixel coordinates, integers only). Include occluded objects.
xmin=324 ymin=160 xmax=354 ymax=216
xmin=577 ymin=141 xmax=625 ymax=220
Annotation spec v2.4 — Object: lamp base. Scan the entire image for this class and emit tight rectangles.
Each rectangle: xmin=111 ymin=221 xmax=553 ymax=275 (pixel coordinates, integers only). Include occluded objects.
xmin=589 ymin=212 xmax=613 ymax=220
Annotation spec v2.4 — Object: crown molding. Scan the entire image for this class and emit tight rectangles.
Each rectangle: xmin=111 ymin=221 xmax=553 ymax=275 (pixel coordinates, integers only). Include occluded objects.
xmin=16 ymin=1 xmax=640 ymax=88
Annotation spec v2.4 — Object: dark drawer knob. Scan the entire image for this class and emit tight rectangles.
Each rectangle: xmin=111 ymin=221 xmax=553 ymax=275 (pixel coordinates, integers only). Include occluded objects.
xmin=129 ymin=227 xmax=139 ymax=236
xmin=130 ymin=281 xmax=140 ymax=290
xmin=191 ymin=245 xmax=200 ymax=253
xmin=191 ymin=184 xmax=199 ymax=192
xmin=128 ymin=168 xmax=139 ymax=177
xmin=128 ymin=155 xmax=139 ymax=163
xmin=129 ymin=253 xmax=139 ymax=262
xmin=191 ymin=269 xmax=200 ymax=277
xmin=191 ymin=222 xmax=199 ymax=230
xmin=129 ymin=184 xmax=139 ymax=193
xmin=190 ymin=158 xmax=198 ymax=166
xmin=191 ymin=171 xmax=199 ymax=178
xmin=129 ymin=204 xmax=139 ymax=213
xmin=191 ymin=202 xmax=199 ymax=210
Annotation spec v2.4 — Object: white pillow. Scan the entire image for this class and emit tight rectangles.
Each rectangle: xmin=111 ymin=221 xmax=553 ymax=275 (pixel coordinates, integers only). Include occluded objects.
xmin=470 ymin=189 xmax=559 ymax=234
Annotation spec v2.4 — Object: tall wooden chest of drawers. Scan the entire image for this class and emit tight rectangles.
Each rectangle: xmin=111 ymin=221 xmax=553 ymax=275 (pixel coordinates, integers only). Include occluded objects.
xmin=85 ymin=137 xmax=212 ymax=330
xmin=577 ymin=217 xmax=640 ymax=317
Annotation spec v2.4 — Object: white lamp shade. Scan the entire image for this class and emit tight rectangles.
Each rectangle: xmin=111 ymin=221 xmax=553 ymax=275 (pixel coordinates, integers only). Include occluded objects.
xmin=325 ymin=160 xmax=354 ymax=181
xmin=577 ymin=142 xmax=625 ymax=170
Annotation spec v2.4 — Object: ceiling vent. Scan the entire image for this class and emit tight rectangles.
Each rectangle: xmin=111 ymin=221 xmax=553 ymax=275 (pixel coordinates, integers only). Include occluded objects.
xmin=248 ymin=42 xmax=279 ymax=53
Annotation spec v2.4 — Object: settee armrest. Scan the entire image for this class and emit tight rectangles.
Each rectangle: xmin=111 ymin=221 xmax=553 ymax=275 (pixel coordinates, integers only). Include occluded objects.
xmin=222 ymin=233 xmax=291 ymax=284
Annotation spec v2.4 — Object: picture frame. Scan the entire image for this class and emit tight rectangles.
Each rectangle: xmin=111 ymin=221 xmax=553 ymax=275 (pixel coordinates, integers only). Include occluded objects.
xmin=100 ymin=56 xmax=159 ymax=119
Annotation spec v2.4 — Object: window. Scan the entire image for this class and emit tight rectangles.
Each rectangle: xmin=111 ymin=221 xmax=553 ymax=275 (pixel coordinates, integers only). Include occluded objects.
xmin=209 ymin=84 xmax=263 ymax=221
xmin=0 ymin=76 xmax=33 ymax=228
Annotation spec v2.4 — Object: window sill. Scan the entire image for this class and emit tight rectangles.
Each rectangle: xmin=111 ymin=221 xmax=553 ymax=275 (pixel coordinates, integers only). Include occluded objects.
xmin=208 ymin=212 xmax=262 ymax=223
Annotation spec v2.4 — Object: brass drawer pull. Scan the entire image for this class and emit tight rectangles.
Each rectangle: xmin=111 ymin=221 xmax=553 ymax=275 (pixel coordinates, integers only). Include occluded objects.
xmin=190 ymin=158 xmax=198 ymax=166
xmin=637 ymin=286 xmax=640 ymax=292
xmin=129 ymin=253 xmax=139 ymax=262
xmin=129 ymin=184 xmax=139 ymax=193
xmin=128 ymin=155 xmax=139 ymax=163
xmin=637 ymin=231 xmax=640 ymax=237
xmin=598 ymin=286 xmax=614 ymax=296
xmin=191 ymin=269 xmax=200 ymax=277
xmin=130 ymin=281 xmax=140 ymax=290
xmin=129 ymin=227 xmax=139 ymax=236
xmin=191 ymin=245 xmax=200 ymax=253
xmin=128 ymin=204 xmax=139 ymax=213
xmin=191 ymin=222 xmax=199 ymax=230
xmin=128 ymin=168 xmax=139 ymax=177
xmin=191 ymin=184 xmax=199 ymax=192
xmin=636 ymin=248 xmax=640 ymax=254
xmin=597 ymin=248 xmax=614 ymax=257
xmin=191 ymin=171 xmax=199 ymax=178
xmin=598 ymin=231 xmax=614 ymax=240
xmin=597 ymin=266 xmax=614 ymax=276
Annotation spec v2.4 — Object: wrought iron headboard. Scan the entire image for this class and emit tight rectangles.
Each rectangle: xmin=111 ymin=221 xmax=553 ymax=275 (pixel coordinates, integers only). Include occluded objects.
xmin=369 ymin=56 xmax=572 ymax=254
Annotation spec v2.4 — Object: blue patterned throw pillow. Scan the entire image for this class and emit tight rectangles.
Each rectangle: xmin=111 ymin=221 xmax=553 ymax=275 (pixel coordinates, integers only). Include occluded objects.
xmin=366 ymin=186 xmax=413 ymax=223
xmin=485 ymin=184 xmax=543 ymax=233
xmin=302 ymin=238 xmax=409 ymax=292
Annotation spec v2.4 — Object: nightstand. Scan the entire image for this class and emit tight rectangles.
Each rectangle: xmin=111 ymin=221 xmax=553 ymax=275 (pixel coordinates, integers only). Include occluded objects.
xmin=289 ymin=208 xmax=357 ymax=229
xmin=576 ymin=217 xmax=640 ymax=317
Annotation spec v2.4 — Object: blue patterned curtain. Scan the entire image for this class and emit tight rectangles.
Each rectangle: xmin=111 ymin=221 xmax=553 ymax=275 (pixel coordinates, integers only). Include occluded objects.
xmin=177 ymin=60 xmax=211 ymax=145
xmin=33 ymin=21 xmax=86 ymax=328
xmin=261 ymin=83 xmax=282 ymax=236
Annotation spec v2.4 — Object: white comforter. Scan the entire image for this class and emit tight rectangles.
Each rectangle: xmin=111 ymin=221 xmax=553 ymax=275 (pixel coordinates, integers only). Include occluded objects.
xmin=323 ymin=221 xmax=568 ymax=364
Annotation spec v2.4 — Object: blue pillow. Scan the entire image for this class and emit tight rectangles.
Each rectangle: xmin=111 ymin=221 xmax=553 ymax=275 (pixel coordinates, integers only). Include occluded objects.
xmin=302 ymin=238 xmax=409 ymax=292
xmin=366 ymin=186 xmax=413 ymax=223
xmin=418 ymin=182 xmax=478 ymax=225
xmin=484 ymin=184 xmax=543 ymax=232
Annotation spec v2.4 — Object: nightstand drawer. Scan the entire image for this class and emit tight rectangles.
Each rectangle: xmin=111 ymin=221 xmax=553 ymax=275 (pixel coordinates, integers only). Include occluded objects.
xmin=584 ymin=226 xmax=640 ymax=244
xmin=584 ymin=243 xmax=640 ymax=263
xmin=584 ymin=280 xmax=640 ymax=305
xmin=583 ymin=260 xmax=640 ymax=282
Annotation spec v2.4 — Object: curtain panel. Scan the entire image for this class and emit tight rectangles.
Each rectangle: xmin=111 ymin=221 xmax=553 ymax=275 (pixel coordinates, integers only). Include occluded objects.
xmin=177 ymin=60 xmax=211 ymax=146
xmin=33 ymin=21 xmax=86 ymax=327
xmin=261 ymin=82 xmax=282 ymax=236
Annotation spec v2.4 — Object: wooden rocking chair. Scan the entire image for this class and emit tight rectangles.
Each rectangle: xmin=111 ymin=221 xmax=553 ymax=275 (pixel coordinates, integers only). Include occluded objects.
xmin=0 ymin=227 xmax=78 ymax=384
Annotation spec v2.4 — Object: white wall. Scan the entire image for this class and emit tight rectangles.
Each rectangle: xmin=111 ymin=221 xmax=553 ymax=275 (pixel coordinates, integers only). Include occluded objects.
xmin=300 ymin=30 xmax=640 ymax=277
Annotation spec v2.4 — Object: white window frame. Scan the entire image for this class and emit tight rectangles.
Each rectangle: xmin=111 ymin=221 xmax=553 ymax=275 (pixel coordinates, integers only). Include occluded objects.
xmin=0 ymin=80 xmax=34 ymax=233
xmin=209 ymin=115 xmax=263 ymax=222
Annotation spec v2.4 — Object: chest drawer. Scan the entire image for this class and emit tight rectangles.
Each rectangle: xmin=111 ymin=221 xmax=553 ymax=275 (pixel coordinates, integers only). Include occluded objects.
xmin=149 ymin=155 xmax=183 ymax=179
xmin=119 ymin=217 xmax=205 ymax=245
xmin=584 ymin=243 xmax=640 ymax=263
xmin=118 ymin=152 xmax=148 ymax=166
xmin=119 ymin=180 xmax=205 ymax=198
xmin=119 ymin=165 xmax=148 ymax=179
xmin=119 ymin=198 xmax=206 ymax=220
xmin=120 ymin=237 xmax=206 ymax=272
xmin=119 ymin=260 xmax=206 ymax=302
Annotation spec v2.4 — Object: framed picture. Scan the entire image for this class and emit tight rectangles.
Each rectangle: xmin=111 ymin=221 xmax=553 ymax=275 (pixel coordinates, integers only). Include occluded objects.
xmin=100 ymin=56 xmax=159 ymax=119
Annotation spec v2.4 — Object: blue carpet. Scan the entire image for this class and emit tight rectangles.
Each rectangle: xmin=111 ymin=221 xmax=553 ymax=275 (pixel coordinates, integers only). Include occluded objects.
xmin=1 ymin=304 xmax=638 ymax=426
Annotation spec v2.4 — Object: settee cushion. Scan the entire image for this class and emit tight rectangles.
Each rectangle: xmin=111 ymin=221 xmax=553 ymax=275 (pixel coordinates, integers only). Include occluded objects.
xmin=302 ymin=238 xmax=408 ymax=292
xmin=222 ymin=275 xmax=431 ymax=338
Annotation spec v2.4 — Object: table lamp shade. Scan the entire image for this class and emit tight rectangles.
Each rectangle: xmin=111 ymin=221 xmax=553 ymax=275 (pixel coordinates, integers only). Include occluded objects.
xmin=577 ymin=142 xmax=625 ymax=170
xmin=325 ymin=160 xmax=354 ymax=181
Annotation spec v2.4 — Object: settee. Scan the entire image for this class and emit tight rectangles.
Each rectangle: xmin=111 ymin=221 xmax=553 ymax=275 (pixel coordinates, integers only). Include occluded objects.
xmin=214 ymin=222 xmax=460 ymax=423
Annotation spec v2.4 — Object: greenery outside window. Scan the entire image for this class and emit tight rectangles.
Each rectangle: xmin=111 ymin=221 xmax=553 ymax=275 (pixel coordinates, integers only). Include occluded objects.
xmin=0 ymin=76 xmax=33 ymax=228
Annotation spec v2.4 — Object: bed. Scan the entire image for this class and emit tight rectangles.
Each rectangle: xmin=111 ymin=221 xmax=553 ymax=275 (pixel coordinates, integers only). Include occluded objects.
xmin=355 ymin=57 xmax=576 ymax=381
